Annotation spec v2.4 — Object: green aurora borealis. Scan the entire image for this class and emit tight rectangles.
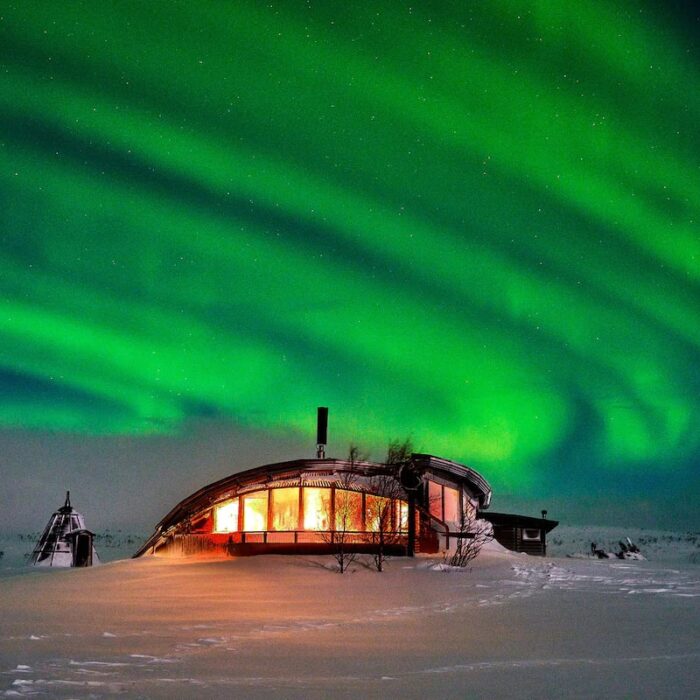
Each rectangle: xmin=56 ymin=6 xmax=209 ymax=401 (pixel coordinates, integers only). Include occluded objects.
xmin=1 ymin=2 xmax=698 ymax=520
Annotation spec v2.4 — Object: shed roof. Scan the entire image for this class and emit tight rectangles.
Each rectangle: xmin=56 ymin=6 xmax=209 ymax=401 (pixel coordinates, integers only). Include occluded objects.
xmin=481 ymin=511 xmax=559 ymax=533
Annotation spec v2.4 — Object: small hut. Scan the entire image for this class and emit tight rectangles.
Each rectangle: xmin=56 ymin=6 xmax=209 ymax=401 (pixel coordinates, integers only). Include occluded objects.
xmin=30 ymin=492 xmax=99 ymax=567
xmin=480 ymin=511 xmax=559 ymax=556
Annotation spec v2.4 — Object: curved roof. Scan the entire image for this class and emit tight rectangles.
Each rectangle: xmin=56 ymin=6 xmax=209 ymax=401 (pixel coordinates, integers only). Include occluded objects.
xmin=135 ymin=454 xmax=492 ymax=557
xmin=411 ymin=454 xmax=492 ymax=508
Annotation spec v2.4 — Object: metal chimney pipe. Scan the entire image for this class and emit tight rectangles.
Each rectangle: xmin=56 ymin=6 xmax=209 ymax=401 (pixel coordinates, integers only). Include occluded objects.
xmin=316 ymin=407 xmax=328 ymax=458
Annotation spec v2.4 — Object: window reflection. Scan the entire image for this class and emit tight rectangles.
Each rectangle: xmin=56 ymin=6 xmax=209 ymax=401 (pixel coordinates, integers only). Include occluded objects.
xmin=428 ymin=480 xmax=443 ymax=520
xmin=443 ymin=486 xmax=461 ymax=526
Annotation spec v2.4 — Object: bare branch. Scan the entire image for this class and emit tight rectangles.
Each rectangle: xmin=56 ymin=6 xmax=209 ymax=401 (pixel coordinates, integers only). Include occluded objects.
xmin=445 ymin=507 xmax=493 ymax=568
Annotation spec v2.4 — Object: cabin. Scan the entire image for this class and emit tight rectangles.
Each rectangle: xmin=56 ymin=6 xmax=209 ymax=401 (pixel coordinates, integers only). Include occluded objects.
xmin=135 ymin=453 xmax=493 ymax=559
xmin=135 ymin=409 xmax=557 ymax=560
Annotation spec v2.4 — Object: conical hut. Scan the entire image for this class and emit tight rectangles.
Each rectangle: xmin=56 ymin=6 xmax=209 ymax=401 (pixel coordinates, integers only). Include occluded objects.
xmin=30 ymin=492 xmax=99 ymax=567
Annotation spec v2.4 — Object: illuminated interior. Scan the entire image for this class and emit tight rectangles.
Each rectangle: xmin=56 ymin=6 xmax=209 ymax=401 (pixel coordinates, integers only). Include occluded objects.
xmin=366 ymin=495 xmax=391 ymax=532
xmin=207 ymin=481 xmax=467 ymax=540
xmin=395 ymin=501 xmax=408 ymax=532
xmin=335 ymin=489 xmax=363 ymax=531
xmin=214 ymin=500 xmax=239 ymax=533
xmin=242 ymin=491 xmax=268 ymax=531
xmin=270 ymin=487 xmax=299 ymax=531
xmin=303 ymin=487 xmax=331 ymax=530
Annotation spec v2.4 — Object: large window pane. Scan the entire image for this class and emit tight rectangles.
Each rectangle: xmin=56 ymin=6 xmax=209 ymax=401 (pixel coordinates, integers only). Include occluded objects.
xmin=428 ymin=480 xmax=443 ymax=520
xmin=303 ymin=488 xmax=331 ymax=530
xmin=214 ymin=500 xmax=239 ymax=533
xmin=242 ymin=491 xmax=268 ymax=531
xmin=396 ymin=500 xmax=408 ymax=532
xmin=366 ymin=495 xmax=391 ymax=532
xmin=444 ymin=486 xmax=461 ymax=526
xmin=335 ymin=489 xmax=363 ymax=531
xmin=270 ymin=488 xmax=299 ymax=531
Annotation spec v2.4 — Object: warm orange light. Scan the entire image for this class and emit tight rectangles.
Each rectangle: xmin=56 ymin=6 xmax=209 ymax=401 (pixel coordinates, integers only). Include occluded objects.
xmin=396 ymin=501 xmax=408 ymax=532
xmin=366 ymin=495 xmax=390 ymax=532
xmin=270 ymin=488 xmax=299 ymax=530
xmin=335 ymin=489 xmax=363 ymax=531
xmin=303 ymin=488 xmax=330 ymax=530
xmin=242 ymin=491 xmax=268 ymax=531
xmin=214 ymin=500 xmax=239 ymax=533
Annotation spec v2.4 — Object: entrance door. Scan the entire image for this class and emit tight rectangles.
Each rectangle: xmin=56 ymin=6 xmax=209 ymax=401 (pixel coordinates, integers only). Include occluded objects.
xmin=73 ymin=533 xmax=92 ymax=567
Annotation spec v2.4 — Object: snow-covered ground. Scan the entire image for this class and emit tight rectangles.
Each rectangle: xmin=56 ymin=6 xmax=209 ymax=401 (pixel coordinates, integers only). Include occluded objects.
xmin=547 ymin=526 xmax=700 ymax=564
xmin=0 ymin=533 xmax=698 ymax=698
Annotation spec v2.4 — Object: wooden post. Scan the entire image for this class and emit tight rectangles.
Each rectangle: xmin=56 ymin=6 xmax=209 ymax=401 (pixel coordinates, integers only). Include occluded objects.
xmin=298 ymin=486 xmax=305 ymax=531
xmin=330 ymin=486 xmax=336 ymax=534
xmin=267 ymin=489 xmax=274 ymax=532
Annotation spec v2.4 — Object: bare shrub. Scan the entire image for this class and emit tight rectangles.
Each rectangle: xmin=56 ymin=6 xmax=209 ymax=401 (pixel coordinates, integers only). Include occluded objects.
xmin=446 ymin=509 xmax=493 ymax=568
xmin=364 ymin=439 xmax=412 ymax=572
xmin=322 ymin=445 xmax=364 ymax=573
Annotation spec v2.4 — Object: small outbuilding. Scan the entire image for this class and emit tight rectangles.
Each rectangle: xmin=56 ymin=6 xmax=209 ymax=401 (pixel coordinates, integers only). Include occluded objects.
xmin=481 ymin=511 xmax=559 ymax=556
xmin=30 ymin=492 xmax=99 ymax=567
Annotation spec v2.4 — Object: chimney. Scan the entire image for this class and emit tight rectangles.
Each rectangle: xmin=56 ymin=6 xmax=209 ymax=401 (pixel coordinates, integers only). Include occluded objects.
xmin=316 ymin=407 xmax=328 ymax=458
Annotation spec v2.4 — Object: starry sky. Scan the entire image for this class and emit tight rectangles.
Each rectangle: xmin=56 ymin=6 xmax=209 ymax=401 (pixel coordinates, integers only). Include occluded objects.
xmin=1 ymin=2 xmax=698 ymax=531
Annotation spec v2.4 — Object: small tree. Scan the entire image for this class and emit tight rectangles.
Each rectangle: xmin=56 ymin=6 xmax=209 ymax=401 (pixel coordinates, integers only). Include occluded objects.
xmin=322 ymin=445 xmax=362 ymax=573
xmin=365 ymin=439 xmax=412 ymax=572
xmin=445 ymin=507 xmax=493 ymax=568
xmin=386 ymin=438 xmax=413 ymax=470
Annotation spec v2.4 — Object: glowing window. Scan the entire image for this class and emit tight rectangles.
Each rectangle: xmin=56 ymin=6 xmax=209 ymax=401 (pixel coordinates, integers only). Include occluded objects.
xmin=242 ymin=491 xmax=268 ymax=531
xmin=396 ymin=500 xmax=408 ymax=532
xmin=335 ymin=489 xmax=363 ymax=531
xmin=303 ymin=488 xmax=330 ymax=530
xmin=270 ymin=488 xmax=299 ymax=531
xmin=214 ymin=500 xmax=239 ymax=533
xmin=366 ymin=495 xmax=391 ymax=532
xmin=428 ymin=480 xmax=443 ymax=520
xmin=443 ymin=486 xmax=461 ymax=526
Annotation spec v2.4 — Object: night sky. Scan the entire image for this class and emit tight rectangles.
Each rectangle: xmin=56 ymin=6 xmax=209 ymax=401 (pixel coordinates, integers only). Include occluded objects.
xmin=1 ymin=2 xmax=698 ymax=531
